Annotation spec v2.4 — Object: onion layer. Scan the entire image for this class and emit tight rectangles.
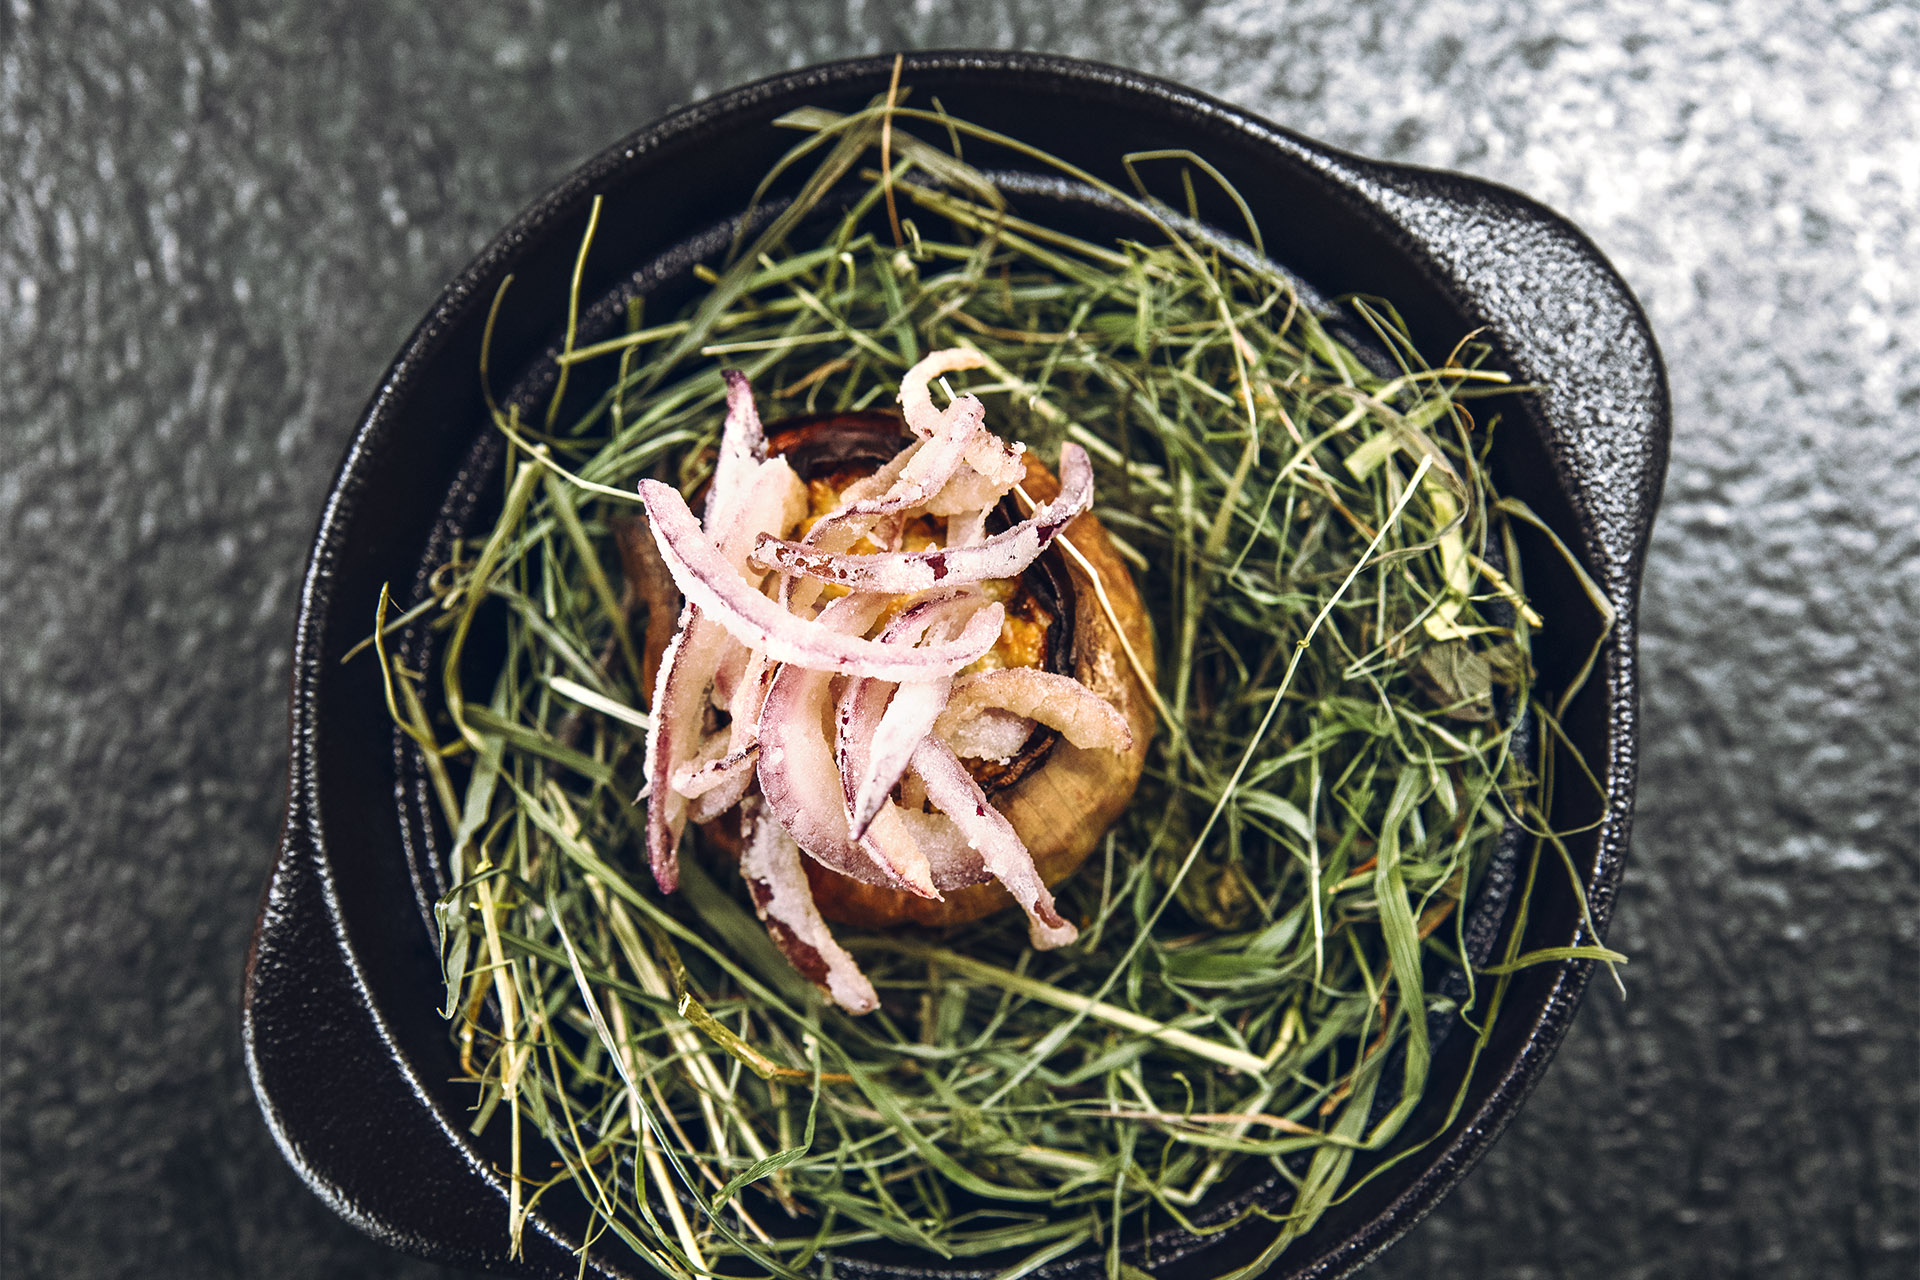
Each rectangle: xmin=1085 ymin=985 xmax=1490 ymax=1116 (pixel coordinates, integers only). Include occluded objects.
xmin=704 ymin=368 xmax=769 ymax=535
xmin=642 ymin=605 xmax=729 ymax=893
xmin=934 ymin=667 xmax=1134 ymax=755
xmin=755 ymin=595 xmax=938 ymax=897
xmin=836 ymin=594 xmax=985 ymax=839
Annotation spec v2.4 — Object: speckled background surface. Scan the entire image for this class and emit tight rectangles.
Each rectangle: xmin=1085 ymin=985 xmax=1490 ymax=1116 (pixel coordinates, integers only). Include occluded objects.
xmin=2 ymin=3 xmax=1914 ymax=1278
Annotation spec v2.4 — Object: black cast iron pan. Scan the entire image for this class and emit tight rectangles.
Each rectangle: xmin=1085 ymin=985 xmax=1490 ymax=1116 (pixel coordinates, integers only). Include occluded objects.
xmin=243 ymin=50 xmax=1668 ymax=1280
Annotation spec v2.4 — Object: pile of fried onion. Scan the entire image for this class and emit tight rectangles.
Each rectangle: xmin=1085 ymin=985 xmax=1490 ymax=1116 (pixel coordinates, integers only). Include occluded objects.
xmin=637 ymin=351 xmax=1133 ymax=1013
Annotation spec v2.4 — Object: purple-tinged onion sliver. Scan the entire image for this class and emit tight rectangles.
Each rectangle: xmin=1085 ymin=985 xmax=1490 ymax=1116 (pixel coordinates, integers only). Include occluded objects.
xmin=738 ymin=801 xmax=878 ymax=1014
xmin=670 ymin=732 xmax=732 ymax=795
xmin=751 ymin=443 xmax=1094 ymax=593
xmin=703 ymin=369 xmax=769 ymax=535
xmin=889 ymin=345 xmax=1023 ymax=492
xmin=726 ymin=649 xmax=777 ymax=754
xmin=712 ymin=456 xmax=807 ymax=578
xmin=710 ymin=642 xmax=746 ymax=709
xmin=839 ymin=438 xmax=922 ymax=504
xmin=945 ymin=507 xmax=990 ymax=549
xmin=898 ymin=347 xmax=988 ymax=439
xmin=688 ymin=767 xmax=757 ymax=826
xmin=778 ymin=395 xmax=998 ymax=614
xmin=673 ymin=733 xmax=759 ymax=824
xmin=756 ymin=596 xmax=938 ymax=897
xmin=851 ymin=678 xmax=950 ymax=837
xmin=832 ymin=671 xmax=890 ymax=817
xmin=909 ymin=737 xmax=1078 ymax=949
xmin=639 ymin=478 xmax=1004 ymax=681
xmin=788 ymin=398 xmax=986 ymax=558
xmin=642 ymin=604 xmax=730 ymax=893
xmin=673 ymin=742 xmax=758 ymax=798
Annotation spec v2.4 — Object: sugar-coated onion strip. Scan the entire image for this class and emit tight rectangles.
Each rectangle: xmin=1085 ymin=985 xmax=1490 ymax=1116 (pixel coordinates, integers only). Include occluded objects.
xmin=704 ymin=368 xmax=769 ymax=535
xmin=713 ymin=456 xmax=807 ymax=578
xmin=738 ymin=801 xmax=878 ymax=1014
xmin=910 ymin=738 xmax=1078 ymax=949
xmin=835 ymin=595 xmax=983 ymax=839
xmin=781 ymin=398 xmax=990 ymax=614
xmin=639 ymin=359 xmax=1139 ymax=1012
xmin=751 ymin=443 xmax=1093 ymax=593
xmin=934 ymin=667 xmax=1134 ymax=754
xmin=898 ymin=348 xmax=988 ymax=437
xmin=671 ymin=733 xmax=736 ymax=796
xmin=896 ymin=806 xmax=990 ymax=891
xmin=942 ymin=707 xmax=1036 ymax=762
xmin=639 ymin=477 xmax=1004 ymax=681
xmin=642 ymin=604 xmax=729 ymax=893
xmin=755 ymin=595 xmax=938 ymax=897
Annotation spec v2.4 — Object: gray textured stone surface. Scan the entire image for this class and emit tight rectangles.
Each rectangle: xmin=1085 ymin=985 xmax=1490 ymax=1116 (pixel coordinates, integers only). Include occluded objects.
xmin=2 ymin=2 xmax=1914 ymax=1277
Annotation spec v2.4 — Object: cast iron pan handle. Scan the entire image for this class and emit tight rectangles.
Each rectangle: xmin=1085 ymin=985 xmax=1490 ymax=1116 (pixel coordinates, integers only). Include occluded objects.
xmin=1321 ymin=155 xmax=1671 ymax=608
xmin=244 ymin=816 xmax=594 ymax=1277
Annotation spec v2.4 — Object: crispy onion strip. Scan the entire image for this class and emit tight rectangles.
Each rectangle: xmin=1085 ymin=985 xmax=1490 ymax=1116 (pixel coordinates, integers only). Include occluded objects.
xmin=910 ymin=738 xmax=1078 ymax=949
xmin=739 ymin=801 xmax=878 ymax=1014
xmin=639 ymin=477 xmax=1003 ymax=681
xmin=752 ymin=443 xmax=1093 ymax=593
xmin=934 ymin=667 xmax=1134 ymax=754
